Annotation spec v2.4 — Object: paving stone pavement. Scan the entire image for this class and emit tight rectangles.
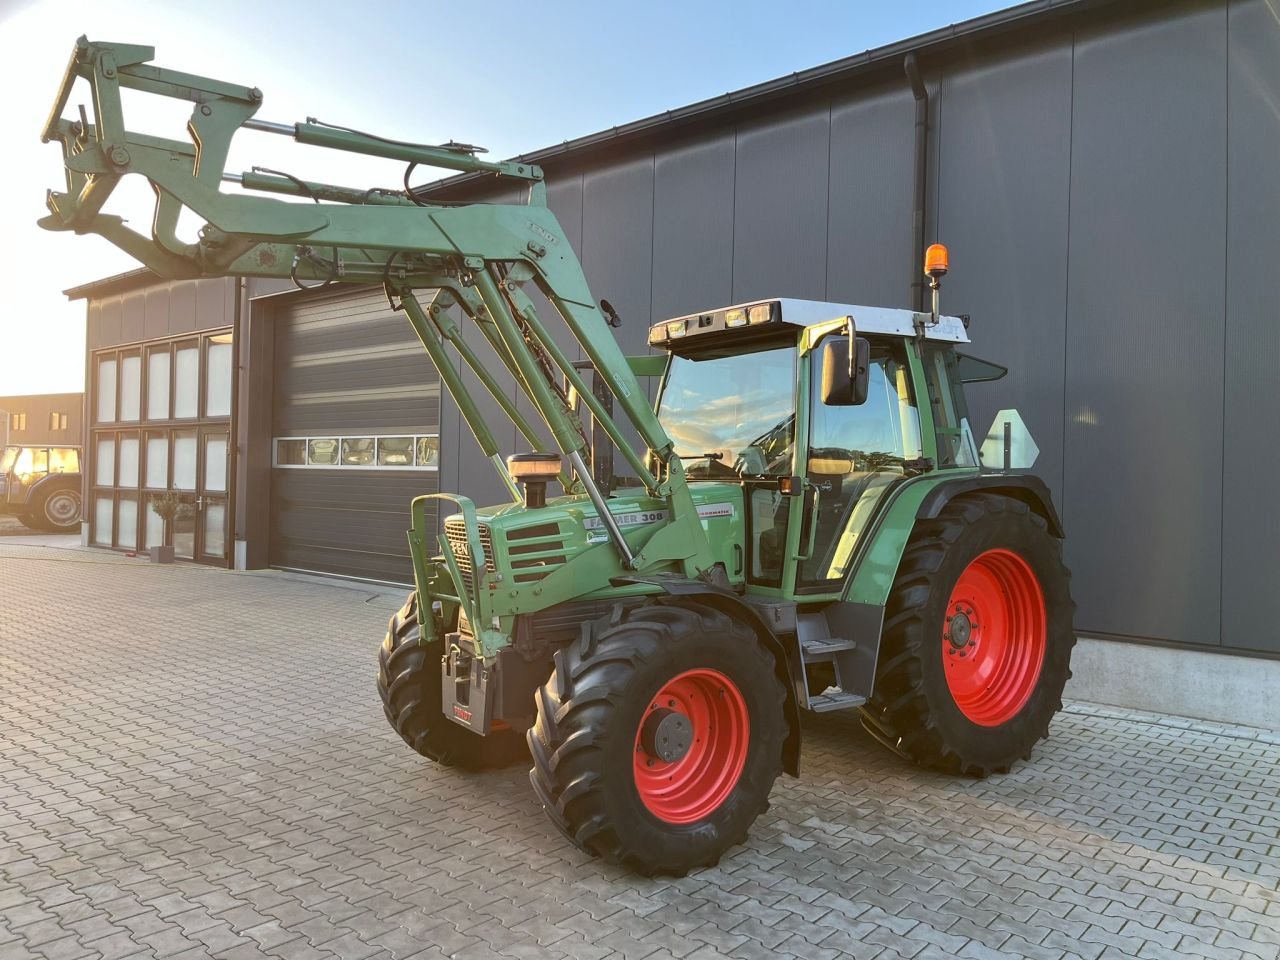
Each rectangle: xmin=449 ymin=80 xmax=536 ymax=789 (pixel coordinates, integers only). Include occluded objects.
xmin=1 ymin=543 xmax=1278 ymax=960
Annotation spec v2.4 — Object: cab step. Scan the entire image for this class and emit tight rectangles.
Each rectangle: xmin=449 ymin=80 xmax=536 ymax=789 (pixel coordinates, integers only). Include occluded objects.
xmin=800 ymin=636 xmax=858 ymax=661
xmin=807 ymin=690 xmax=867 ymax=712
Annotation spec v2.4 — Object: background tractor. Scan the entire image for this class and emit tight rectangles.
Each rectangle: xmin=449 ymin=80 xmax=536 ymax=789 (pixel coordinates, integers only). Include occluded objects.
xmin=39 ymin=38 xmax=1074 ymax=876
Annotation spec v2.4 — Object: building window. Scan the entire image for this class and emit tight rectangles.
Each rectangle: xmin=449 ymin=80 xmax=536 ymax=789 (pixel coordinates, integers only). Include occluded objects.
xmin=12 ymin=412 xmax=26 ymax=431
xmin=273 ymin=434 xmax=440 ymax=471
xmin=97 ymin=357 xmax=117 ymax=423
xmin=147 ymin=347 xmax=171 ymax=420
xmin=174 ymin=344 xmax=199 ymax=418
xmin=59 ymin=413 xmax=68 ymax=430
xmin=120 ymin=353 xmax=141 ymax=421
xmin=206 ymin=334 xmax=233 ymax=418
xmin=307 ymin=439 xmax=338 ymax=466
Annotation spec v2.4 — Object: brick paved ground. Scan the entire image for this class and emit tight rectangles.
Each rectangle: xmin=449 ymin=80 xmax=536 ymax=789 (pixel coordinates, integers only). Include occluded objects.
xmin=1 ymin=542 xmax=1278 ymax=960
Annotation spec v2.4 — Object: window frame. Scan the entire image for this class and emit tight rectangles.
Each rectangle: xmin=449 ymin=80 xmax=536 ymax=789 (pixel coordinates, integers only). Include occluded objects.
xmin=272 ymin=433 xmax=441 ymax=471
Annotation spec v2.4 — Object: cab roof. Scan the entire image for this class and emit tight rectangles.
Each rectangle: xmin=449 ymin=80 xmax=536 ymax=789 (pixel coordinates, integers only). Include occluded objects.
xmin=652 ymin=297 xmax=969 ymax=348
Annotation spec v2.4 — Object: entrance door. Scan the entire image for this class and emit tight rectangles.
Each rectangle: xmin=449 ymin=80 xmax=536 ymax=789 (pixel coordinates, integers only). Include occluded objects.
xmin=196 ymin=427 xmax=230 ymax=563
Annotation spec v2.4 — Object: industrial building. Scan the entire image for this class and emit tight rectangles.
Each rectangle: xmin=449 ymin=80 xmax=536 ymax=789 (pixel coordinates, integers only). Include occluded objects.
xmin=66 ymin=0 xmax=1279 ymax=724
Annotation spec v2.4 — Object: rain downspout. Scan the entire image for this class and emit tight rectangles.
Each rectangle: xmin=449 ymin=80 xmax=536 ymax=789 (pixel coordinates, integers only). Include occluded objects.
xmin=905 ymin=53 xmax=929 ymax=312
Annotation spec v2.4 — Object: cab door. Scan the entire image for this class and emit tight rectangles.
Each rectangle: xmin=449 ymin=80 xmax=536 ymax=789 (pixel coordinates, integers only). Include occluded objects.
xmin=794 ymin=338 xmax=924 ymax=596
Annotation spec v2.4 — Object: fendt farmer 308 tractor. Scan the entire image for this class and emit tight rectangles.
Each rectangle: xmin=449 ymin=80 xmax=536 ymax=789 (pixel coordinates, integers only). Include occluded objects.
xmin=40 ymin=39 xmax=1074 ymax=876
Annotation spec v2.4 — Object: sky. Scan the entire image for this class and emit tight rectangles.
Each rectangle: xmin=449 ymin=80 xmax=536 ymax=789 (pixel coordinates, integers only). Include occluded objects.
xmin=0 ymin=0 xmax=1007 ymax=396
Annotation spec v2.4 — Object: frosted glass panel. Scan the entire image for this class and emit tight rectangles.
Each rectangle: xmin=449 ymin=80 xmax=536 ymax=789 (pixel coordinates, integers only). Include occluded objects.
xmin=173 ymin=432 xmax=197 ymax=490
xmin=206 ymin=340 xmax=232 ymax=417
xmin=204 ymin=435 xmax=228 ymax=491
xmin=175 ymin=347 xmax=198 ymax=418
xmin=147 ymin=351 xmax=170 ymax=419
xmin=117 ymin=496 xmax=137 ymax=549
xmin=97 ymin=358 xmax=116 ymax=422
xmin=144 ymin=506 xmax=164 ymax=549
xmin=145 ymin=436 xmax=167 ymax=488
xmin=95 ymin=437 xmax=115 ymax=486
xmin=120 ymin=355 xmax=141 ymax=421
xmin=118 ymin=436 xmax=139 ymax=487
xmin=93 ymin=496 xmax=112 ymax=545
xmin=204 ymin=501 xmax=225 ymax=557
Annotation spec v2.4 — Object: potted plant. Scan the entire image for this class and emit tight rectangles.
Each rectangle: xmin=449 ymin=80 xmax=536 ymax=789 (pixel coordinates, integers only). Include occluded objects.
xmin=148 ymin=492 xmax=181 ymax=563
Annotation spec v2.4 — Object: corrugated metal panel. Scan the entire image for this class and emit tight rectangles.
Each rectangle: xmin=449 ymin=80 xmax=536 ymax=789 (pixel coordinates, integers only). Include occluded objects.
xmin=1063 ymin=3 xmax=1227 ymax=645
xmin=272 ymin=287 xmax=440 ymax=436
xmin=269 ymin=471 xmax=434 ymax=583
xmin=732 ymin=108 xmax=831 ymax=302
xmin=827 ymin=83 xmax=917 ymax=308
xmin=1222 ymin=0 xmax=1280 ymax=655
xmin=652 ymin=134 xmax=736 ymax=323
xmin=582 ymin=157 xmax=656 ymax=357
xmin=936 ymin=39 xmax=1074 ymax=504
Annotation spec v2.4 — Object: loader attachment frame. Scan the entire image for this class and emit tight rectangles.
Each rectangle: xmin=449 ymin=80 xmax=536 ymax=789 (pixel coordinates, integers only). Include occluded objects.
xmin=40 ymin=37 xmax=717 ymax=588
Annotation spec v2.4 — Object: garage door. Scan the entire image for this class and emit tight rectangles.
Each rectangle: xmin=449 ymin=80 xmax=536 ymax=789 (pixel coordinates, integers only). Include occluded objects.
xmin=270 ymin=287 xmax=441 ymax=582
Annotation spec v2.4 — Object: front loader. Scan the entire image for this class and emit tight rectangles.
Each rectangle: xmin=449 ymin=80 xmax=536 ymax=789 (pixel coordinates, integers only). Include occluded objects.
xmin=39 ymin=38 xmax=1075 ymax=876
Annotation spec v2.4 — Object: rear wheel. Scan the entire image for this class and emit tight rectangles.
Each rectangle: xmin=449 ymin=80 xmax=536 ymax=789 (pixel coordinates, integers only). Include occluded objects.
xmin=861 ymin=494 xmax=1074 ymax=776
xmin=377 ymin=592 xmax=526 ymax=770
xmin=528 ymin=600 xmax=788 ymax=876
xmin=30 ymin=483 xmax=80 ymax=532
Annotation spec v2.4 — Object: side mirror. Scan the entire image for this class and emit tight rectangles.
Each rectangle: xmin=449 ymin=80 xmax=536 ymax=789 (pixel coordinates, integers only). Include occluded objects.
xmin=821 ymin=335 xmax=870 ymax=406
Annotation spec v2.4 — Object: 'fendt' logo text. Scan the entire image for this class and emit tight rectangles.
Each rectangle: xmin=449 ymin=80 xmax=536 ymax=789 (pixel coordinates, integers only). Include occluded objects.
xmin=529 ymin=222 xmax=558 ymax=245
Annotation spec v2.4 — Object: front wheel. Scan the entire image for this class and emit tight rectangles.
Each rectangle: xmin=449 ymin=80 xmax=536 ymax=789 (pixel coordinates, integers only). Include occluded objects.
xmin=528 ymin=600 xmax=788 ymax=876
xmin=377 ymin=592 xmax=526 ymax=770
xmin=861 ymin=493 xmax=1075 ymax=777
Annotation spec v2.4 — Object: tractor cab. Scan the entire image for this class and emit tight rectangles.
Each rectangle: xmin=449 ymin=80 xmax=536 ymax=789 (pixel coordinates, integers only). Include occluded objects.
xmin=650 ymin=298 xmax=988 ymax=599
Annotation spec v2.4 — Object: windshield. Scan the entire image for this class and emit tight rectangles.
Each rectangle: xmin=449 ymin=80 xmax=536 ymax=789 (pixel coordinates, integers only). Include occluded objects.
xmin=657 ymin=343 xmax=796 ymax=478
xmin=0 ymin=446 xmax=18 ymax=474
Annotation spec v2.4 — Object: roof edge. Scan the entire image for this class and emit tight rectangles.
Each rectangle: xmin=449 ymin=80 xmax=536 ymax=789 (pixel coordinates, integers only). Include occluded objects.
xmin=418 ymin=0 xmax=1117 ymax=197
xmin=64 ymin=267 xmax=159 ymax=301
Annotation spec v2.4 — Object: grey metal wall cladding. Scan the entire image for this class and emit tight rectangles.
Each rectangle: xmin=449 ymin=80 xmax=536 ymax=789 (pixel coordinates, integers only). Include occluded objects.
xmin=88 ymin=277 xmax=234 ymax=349
xmin=583 ymin=158 xmax=656 ymax=359
xmin=269 ymin=470 xmax=434 ymax=583
xmin=936 ymin=40 xmax=1074 ymax=506
xmin=732 ymin=109 xmax=831 ymax=302
xmin=827 ymin=85 xmax=917 ymax=309
xmin=272 ymin=288 xmax=441 ymax=436
xmin=1064 ymin=4 xmax=1227 ymax=646
xmin=652 ymin=135 xmax=736 ymax=323
xmin=1223 ymin=0 xmax=1280 ymax=655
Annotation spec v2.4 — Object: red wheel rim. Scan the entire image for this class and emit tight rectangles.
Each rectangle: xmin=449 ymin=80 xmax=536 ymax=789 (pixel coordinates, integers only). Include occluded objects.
xmin=633 ymin=668 xmax=749 ymax=824
xmin=942 ymin=549 xmax=1046 ymax=726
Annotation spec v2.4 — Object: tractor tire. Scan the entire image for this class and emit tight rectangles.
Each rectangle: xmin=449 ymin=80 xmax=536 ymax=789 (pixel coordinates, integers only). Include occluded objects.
xmin=528 ymin=600 xmax=788 ymax=876
xmin=377 ymin=592 xmax=527 ymax=771
xmin=29 ymin=483 xmax=81 ymax=532
xmin=861 ymin=493 xmax=1074 ymax=777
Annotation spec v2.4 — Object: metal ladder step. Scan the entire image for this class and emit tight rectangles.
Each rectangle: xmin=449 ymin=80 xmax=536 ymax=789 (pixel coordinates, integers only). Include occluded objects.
xmin=807 ymin=690 xmax=866 ymax=713
xmin=800 ymin=636 xmax=857 ymax=661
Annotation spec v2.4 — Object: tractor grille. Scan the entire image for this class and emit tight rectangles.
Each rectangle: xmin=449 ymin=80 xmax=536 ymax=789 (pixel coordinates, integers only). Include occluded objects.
xmin=443 ymin=519 xmax=494 ymax=593
xmin=506 ymin=522 xmax=570 ymax=584
xmin=442 ymin=519 xmax=569 ymax=590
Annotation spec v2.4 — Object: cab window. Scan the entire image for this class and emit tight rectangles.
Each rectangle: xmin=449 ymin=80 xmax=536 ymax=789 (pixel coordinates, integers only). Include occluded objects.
xmin=797 ymin=340 xmax=921 ymax=591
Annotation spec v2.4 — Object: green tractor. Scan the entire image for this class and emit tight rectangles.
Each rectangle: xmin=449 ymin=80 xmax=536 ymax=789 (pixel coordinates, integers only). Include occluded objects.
xmin=39 ymin=38 xmax=1074 ymax=876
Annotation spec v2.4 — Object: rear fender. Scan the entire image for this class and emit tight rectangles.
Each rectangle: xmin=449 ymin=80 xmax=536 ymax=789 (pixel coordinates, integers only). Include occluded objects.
xmin=844 ymin=472 xmax=1062 ymax=608
xmin=610 ymin=572 xmax=803 ymax=776
xmin=915 ymin=474 xmax=1064 ymax=538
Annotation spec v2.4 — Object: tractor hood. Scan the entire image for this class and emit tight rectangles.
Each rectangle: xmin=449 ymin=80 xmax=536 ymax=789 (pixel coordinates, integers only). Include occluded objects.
xmin=445 ymin=483 xmax=747 ymax=597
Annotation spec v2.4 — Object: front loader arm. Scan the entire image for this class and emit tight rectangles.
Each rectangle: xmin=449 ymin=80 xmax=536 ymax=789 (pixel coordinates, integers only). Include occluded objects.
xmin=38 ymin=37 xmax=717 ymax=579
